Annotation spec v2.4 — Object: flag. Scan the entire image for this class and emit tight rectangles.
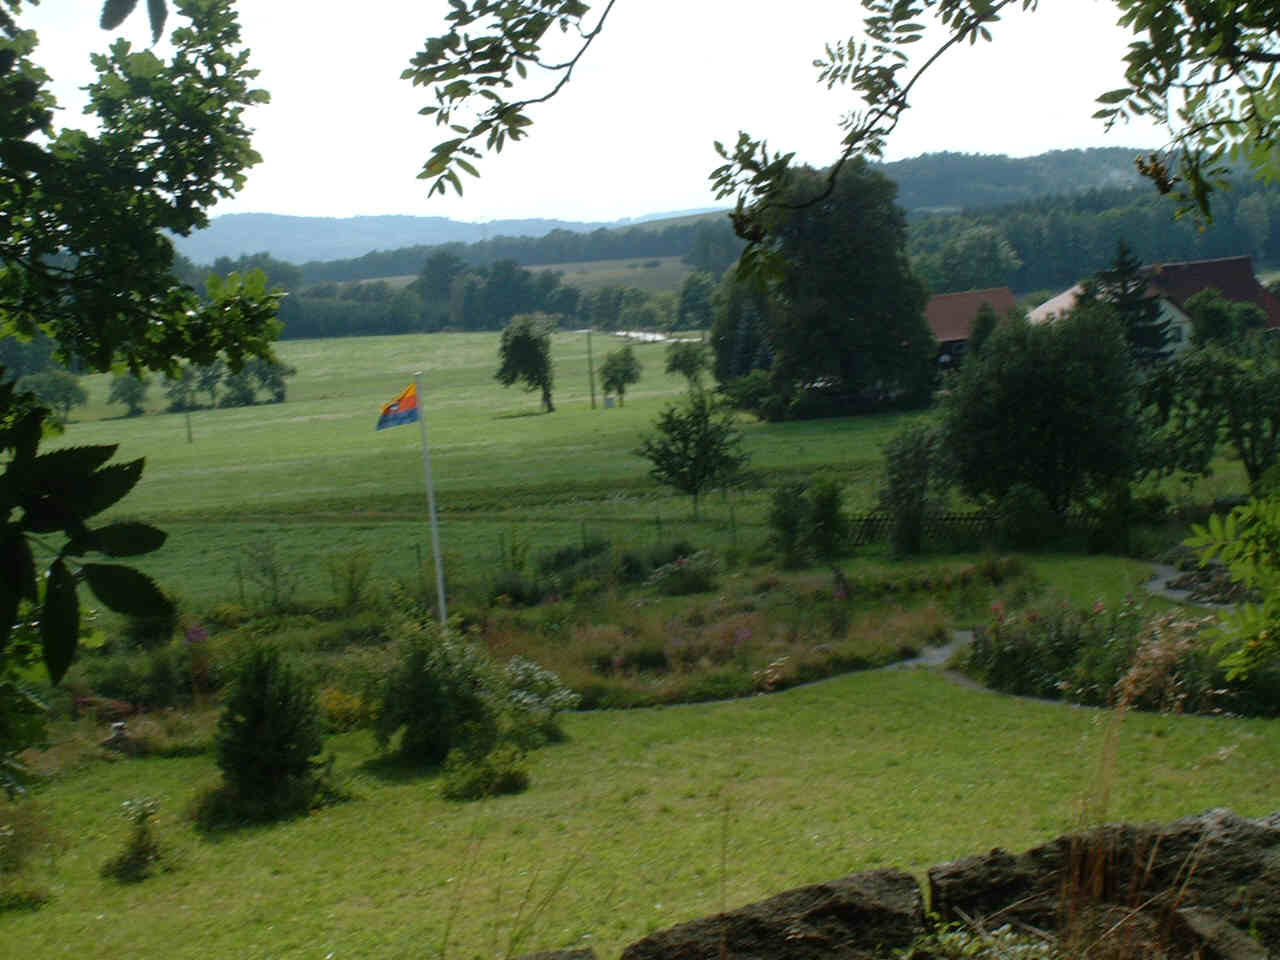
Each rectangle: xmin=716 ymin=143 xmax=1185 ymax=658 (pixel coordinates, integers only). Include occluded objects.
xmin=376 ymin=382 xmax=421 ymax=430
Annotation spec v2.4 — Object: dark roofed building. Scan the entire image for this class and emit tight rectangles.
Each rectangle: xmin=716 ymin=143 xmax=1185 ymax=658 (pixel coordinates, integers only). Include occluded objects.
xmin=925 ymin=287 xmax=1018 ymax=365
xmin=1145 ymin=257 xmax=1280 ymax=329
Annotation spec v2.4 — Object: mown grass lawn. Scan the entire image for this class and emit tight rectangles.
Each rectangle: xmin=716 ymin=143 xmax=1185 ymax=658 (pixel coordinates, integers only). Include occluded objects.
xmin=7 ymin=669 xmax=1277 ymax=960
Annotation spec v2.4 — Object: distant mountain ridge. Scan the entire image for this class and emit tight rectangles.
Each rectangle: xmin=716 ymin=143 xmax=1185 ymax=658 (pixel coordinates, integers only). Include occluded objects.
xmin=172 ymin=149 xmax=1152 ymax=265
xmin=172 ymin=209 xmax=725 ymax=265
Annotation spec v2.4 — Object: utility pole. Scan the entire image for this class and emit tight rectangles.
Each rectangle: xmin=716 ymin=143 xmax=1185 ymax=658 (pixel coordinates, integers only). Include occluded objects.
xmin=586 ymin=326 xmax=597 ymax=409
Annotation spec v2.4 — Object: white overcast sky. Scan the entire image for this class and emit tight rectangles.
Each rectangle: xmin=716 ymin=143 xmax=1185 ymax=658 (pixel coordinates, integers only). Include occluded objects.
xmin=23 ymin=0 xmax=1165 ymax=223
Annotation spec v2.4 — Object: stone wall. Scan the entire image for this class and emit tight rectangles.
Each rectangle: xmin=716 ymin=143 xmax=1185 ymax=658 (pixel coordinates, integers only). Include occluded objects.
xmin=522 ymin=808 xmax=1279 ymax=960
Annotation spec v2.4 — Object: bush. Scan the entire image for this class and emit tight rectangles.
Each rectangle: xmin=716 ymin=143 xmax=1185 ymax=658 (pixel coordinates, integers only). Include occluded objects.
xmin=995 ymin=482 xmax=1058 ymax=549
xmin=616 ymin=540 xmax=696 ymax=584
xmin=807 ymin=477 xmax=849 ymax=560
xmin=647 ymin=549 xmax=719 ymax=596
xmin=879 ymin=424 xmax=946 ymax=556
xmin=441 ymin=743 xmax=529 ymax=801
xmin=504 ymin=656 xmax=580 ymax=746
xmin=964 ymin=597 xmax=1267 ymax=715
xmin=211 ymin=646 xmax=325 ymax=822
xmin=71 ymin=644 xmax=200 ymax=711
xmin=121 ymin=602 xmax=179 ymax=651
xmin=375 ymin=630 xmax=502 ymax=766
xmin=768 ymin=483 xmax=810 ymax=567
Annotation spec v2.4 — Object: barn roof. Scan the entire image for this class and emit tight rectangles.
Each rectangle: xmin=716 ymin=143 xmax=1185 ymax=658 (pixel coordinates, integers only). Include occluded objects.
xmin=925 ymin=287 xmax=1018 ymax=343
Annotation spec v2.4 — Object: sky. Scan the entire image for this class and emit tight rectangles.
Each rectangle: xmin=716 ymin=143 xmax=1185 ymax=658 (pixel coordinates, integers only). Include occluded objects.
xmin=22 ymin=0 xmax=1167 ymax=224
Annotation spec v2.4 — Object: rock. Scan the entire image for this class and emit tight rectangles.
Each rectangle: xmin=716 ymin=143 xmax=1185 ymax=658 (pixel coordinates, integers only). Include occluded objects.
xmin=928 ymin=808 xmax=1280 ymax=956
xmin=620 ymin=869 xmax=925 ymax=960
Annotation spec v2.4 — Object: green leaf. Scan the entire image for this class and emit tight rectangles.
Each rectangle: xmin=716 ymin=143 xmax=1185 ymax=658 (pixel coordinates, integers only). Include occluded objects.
xmin=81 ymin=458 xmax=145 ymax=517
xmin=83 ymin=521 xmax=168 ymax=558
xmin=1096 ymin=88 xmax=1131 ymax=105
xmin=41 ymin=558 xmax=79 ymax=685
xmin=1 ymin=526 xmax=37 ymax=603
xmin=100 ymin=0 xmax=139 ymax=31
xmin=82 ymin=563 xmax=172 ymax=618
xmin=146 ymin=0 xmax=168 ymax=43
xmin=25 ymin=445 xmax=119 ymax=493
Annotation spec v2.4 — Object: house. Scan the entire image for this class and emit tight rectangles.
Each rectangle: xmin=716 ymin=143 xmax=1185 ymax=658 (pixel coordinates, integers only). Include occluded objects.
xmin=1028 ymin=256 xmax=1280 ymax=353
xmin=925 ymin=287 xmax=1018 ymax=366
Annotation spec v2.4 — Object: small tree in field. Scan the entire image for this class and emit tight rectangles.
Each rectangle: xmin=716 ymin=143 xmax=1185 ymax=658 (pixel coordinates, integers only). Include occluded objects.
xmin=636 ymin=388 xmax=748 ymax=518
xmin=108 ymin=374 xmax=149 ymax=417
xmin=664 ymin=340 xmax=708 ymax=386
xmin=496 ymin=314 xmax=555 ymax=412
xmin=600 ymin=345 xmax=641 ymax=405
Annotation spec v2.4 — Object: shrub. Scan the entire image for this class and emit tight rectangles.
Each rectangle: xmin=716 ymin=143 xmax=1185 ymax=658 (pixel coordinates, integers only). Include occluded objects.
xmin=317 ymin=687 xmax=374 ymax=732
xmin=211 ymin=646 xmax=325 ymax=822
xmin=537 ymin=537 xmax=611 ymax=575
xmin=70 ymin=644 xmax=198 ymax=711
xmin=441 ymin=743 xmax=529 ymax=801
xmin=648 ymin=549 xmax=719 ymax=596
xmin=375 ymin=630 xmax=502 ymax=766
xmin=807 ymin=477 xmax=850 ymax=560
xmin=616 ymin=540 xmax=696 ymax=584
xmin=504 ymin=656 xmax=580 ymax=747
xmin=879 ymin=423 xmax=947 ymax=556
xmin=325 ymin=548 xmax=373 ymax=611
xmin=121 ymin=602 xmax=179 ymax=651
xmin=768 ymin=483 xmax=810 ymax=567
xmin=995 ymin=482 xmax=1058 ymax=549
xmin=99 ymin=798 xmax=166 ymax=883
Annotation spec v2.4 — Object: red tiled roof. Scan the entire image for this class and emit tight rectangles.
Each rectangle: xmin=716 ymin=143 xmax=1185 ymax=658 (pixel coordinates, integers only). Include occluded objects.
xmin=925 ymin=287 xmax=1018 ymax=343
xmin=1145 ymin=257 xmax=1280 ymax=329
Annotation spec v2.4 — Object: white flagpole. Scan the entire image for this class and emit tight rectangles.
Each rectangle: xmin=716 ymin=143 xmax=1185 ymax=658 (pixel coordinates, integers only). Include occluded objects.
xmin=414 ymin=371 xmax=448 ymax=626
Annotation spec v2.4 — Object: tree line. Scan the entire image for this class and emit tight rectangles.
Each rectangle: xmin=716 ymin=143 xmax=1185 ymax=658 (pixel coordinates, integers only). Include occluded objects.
xmin=910 ymin=176 xmax=1280 ymax=296
xmin=296 ymin=218 xmax=743 ymax=286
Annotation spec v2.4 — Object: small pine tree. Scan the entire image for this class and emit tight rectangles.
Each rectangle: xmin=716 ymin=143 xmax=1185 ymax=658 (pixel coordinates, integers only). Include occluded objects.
xmin=1091 ymin=240 xmax=1170 ymax=368
xmin=213 ymin=647 xmax=323 ymax=820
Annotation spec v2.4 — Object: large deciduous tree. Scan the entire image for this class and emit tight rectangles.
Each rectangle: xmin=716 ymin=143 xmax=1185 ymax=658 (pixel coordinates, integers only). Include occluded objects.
xmin=713 ymin=161 xmax=935 ymax=417
xmin=943 ymin=304 xmax=1138 ymax=514
xmin=496 ymin=313 xmax=556 ymax=412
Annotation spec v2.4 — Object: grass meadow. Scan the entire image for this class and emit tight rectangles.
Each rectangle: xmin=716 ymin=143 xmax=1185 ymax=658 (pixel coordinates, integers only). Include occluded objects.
xmin=8 ymin=671 xmax=1279 ymax=959
xmin=60 ymin=332 xmax=928 ymax=605
xmin=7 ymin=329 xmax=1274 ymax=958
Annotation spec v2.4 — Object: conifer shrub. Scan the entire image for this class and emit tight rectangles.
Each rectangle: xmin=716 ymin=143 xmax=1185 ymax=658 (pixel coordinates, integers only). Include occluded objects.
xmin=201 ymin=646 xmax=327 ymax=825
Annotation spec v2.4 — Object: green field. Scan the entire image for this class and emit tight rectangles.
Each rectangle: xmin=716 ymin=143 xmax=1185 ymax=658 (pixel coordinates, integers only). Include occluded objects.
xmin=58 ymin=332 xmax=928 ymax=605
xmin=350 ymin=255 xmax=694 ymax=298
xmin=525 ymin=255 xmax=695 ymax=295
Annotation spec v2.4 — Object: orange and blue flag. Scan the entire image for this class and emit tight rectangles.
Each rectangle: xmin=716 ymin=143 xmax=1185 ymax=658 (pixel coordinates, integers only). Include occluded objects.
xmin=376 ymin=382 xmax=420 ymax=430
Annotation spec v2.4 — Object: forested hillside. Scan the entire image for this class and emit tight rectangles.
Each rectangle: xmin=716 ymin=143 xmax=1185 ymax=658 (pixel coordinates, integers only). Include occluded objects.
xmin=910 ymin=175 xmax=1279 ymax=295
xmin=880 ymin=148 xmax=1144 ymax=211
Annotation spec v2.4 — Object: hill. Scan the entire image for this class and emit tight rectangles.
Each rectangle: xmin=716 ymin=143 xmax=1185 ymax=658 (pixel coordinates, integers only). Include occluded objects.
xmin=172 ymin=208 xmax=725 ymax=264
xmin=172 ymin=150 xmax=1155 ymax=266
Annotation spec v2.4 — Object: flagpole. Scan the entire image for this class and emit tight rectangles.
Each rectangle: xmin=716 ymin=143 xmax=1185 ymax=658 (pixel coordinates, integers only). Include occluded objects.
xmin=415 ymin=371 xmax=448 ymax=626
